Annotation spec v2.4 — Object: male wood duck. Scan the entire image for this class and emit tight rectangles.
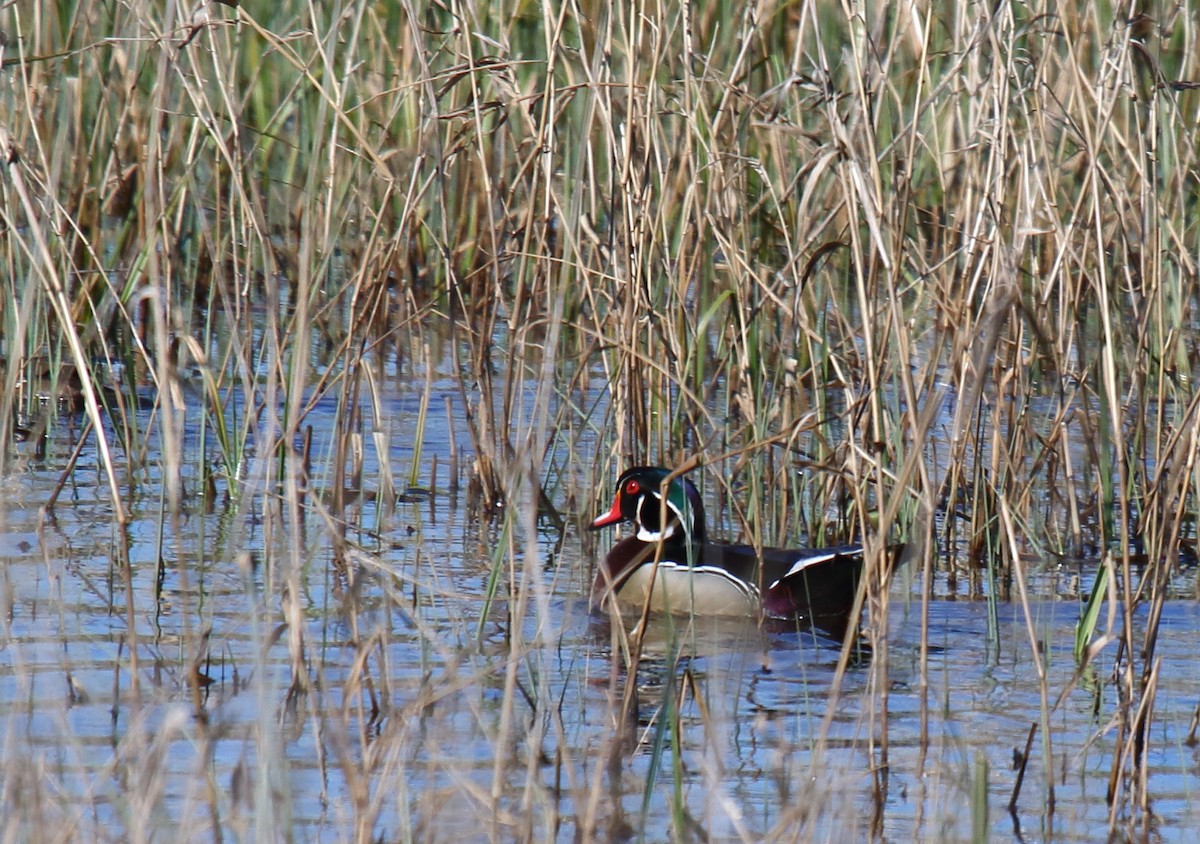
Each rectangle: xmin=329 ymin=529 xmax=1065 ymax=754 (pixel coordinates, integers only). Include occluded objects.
xmin=590 ymin=466 xmax=884 ymax=627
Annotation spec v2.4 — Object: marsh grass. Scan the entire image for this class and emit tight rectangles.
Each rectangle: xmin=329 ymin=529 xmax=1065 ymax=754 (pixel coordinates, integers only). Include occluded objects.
xmin=2 ymin=0 xmax=1200 ymax=839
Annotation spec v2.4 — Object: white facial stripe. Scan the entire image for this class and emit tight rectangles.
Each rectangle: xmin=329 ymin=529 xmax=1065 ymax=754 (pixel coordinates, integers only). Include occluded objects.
xmin=635 ymin=490 xmax=682 ymax=542
xmin=636 ymin=524 xmax=674 ymax=542
xmin=633 ymin=487 xmax=693 ymax=542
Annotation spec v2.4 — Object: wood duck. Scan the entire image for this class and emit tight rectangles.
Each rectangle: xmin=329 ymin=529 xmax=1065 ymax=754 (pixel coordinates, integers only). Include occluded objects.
xmin=590 ymin=466 xmax=883 ymax=627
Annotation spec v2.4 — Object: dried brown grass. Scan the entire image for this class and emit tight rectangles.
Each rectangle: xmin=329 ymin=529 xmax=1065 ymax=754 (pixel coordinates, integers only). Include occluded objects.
xmin=1 ymin=0 xmax=1198 ymax=839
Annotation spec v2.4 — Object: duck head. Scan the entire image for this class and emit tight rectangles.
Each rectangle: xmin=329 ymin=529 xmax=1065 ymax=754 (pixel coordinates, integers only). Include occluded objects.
xmin=590 ymin=466 xmax=707 ymax=545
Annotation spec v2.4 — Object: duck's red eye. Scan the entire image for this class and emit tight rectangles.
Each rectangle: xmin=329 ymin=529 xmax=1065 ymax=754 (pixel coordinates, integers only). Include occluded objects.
xmin=625 ymin=480 xmax=640 ymax=494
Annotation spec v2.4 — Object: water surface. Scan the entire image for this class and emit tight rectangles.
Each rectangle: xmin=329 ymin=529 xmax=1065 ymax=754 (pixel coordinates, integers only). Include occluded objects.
xmin=1 ymin=385 xmax=1198 ymax=843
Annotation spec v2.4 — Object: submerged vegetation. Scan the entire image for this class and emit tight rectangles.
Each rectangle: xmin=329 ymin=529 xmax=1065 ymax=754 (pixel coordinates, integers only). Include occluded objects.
xmin=1 ymin=0 xmax=1199 ymax=839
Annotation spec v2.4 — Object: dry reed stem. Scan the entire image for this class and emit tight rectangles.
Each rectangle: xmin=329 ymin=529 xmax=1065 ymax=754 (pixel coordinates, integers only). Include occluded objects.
xmin=2 ymin=0 xmax=1200 ymax=839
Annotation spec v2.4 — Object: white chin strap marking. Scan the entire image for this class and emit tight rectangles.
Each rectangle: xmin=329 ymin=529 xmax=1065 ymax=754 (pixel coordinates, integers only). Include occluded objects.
xmin=637 ymin=523 xmax=676 ymax=542
xmin=635 ymin=490 xmax=685 ymax=542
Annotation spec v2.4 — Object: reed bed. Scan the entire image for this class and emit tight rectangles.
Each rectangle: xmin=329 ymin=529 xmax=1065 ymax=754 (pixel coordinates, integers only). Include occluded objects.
xmin=1 ymin=0 xmax=1199 ymax=840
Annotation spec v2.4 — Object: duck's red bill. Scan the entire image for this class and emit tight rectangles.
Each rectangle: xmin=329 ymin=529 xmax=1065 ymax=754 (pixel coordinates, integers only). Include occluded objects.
xmin=590 ymin=493 xmax=623 ymax=529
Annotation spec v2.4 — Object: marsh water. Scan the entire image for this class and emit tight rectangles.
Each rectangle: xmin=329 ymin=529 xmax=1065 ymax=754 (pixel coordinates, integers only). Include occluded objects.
xmin=2 ymin=371 xmax=1199 ymax=843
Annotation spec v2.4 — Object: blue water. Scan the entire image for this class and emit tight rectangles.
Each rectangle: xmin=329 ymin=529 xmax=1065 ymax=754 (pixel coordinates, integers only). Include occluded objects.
xmin=1 ymin=375 xmax=1198 ymax=842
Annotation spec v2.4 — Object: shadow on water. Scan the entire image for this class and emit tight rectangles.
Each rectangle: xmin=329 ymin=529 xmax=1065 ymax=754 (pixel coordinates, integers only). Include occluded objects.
xmin=573 ymin=604 xmax=889 ymax=841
